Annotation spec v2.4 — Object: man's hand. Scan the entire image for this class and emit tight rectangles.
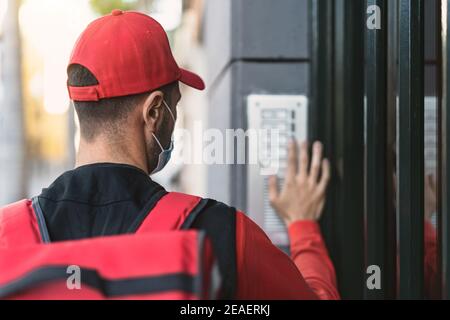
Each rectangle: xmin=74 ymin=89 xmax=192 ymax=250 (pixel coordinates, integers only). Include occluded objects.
xmin=269 ymin=141 xmax=331 ymax=226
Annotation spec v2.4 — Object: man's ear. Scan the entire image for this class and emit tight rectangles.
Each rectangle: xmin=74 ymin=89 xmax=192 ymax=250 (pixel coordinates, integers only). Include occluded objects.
xmin=142 ymin=91 xmax=165 ymax=132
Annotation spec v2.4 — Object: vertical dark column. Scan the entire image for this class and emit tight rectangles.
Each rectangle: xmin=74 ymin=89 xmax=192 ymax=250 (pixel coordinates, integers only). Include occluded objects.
xmin=397 ymin=0 xmax=425 ymax=299
xmin=386 ymin=0 xmax=399 ymax=299
xmin=332 ymin=0 xmax=366 ymax=299
xmin=434 ymin=0 xmax=443 ymax=300
xmin=442 ymin=0 xmax=450 ymax=300
xmin=365 ymin=0 xmax=389 ymax=299
xmin=309 ymin=0 xmax=365 ymax=299
xmin=310 ymin=0 xmax=334 ymax=143
xmin=310 ymin=0 xmax=366 ymax=299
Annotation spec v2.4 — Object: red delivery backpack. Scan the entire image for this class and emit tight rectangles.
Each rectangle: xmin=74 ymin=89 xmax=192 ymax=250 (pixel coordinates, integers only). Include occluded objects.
xmin=0 ymin=193 xmax=223 ymax=300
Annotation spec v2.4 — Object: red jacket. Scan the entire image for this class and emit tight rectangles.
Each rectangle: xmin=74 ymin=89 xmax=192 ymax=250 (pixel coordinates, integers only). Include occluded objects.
xmin=235 ymin=211 xmax=340 ymax=300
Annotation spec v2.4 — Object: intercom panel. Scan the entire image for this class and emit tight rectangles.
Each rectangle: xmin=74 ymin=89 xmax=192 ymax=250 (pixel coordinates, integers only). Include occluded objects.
xmin=246 ymin=95 xmax=308 ymax=247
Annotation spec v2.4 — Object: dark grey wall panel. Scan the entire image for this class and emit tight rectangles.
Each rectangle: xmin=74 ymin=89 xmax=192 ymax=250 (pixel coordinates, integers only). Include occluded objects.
xmin=232 ymin=0 xmax=310 ymax=60
xmin=205 ymin=0 xmax=310 ymax=86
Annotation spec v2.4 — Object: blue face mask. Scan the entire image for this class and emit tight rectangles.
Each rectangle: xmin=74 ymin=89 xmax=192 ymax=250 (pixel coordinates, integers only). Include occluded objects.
xmin=150 ymin=100 xmax=176 ymax=175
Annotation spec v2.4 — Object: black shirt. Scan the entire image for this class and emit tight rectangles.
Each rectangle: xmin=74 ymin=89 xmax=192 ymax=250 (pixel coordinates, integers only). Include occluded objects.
xmin=38 ymin=163 xmax=168 ymax=242
xmin=36 ymin=163 xmax=237 ymax=298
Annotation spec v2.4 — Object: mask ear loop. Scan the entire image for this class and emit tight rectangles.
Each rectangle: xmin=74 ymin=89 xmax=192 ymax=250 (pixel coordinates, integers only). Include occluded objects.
xmin=152 ymin=133 xmax=165 ymax=152
xmin=152 ymin=100 xmax=176 ymax=152
xmin=163 ymin=100 xmax=176 ymax=123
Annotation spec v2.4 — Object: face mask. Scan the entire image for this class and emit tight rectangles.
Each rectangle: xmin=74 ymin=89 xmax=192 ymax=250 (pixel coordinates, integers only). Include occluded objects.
xmin=150 ymin=100 xmax=176 ymax=175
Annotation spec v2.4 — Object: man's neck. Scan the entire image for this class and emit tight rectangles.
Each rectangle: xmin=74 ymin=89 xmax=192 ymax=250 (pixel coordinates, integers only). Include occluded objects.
xmin=76 ymin=139 xmax=149 ymax=174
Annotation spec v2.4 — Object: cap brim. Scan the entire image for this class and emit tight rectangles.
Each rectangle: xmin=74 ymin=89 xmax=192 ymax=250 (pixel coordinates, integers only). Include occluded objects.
xmin=179 ymin=68 xmax=206 ymax=91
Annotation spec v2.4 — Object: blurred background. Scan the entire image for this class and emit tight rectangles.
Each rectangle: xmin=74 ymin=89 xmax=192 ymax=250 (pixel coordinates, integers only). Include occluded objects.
xmin=0 ymin=0 xmax=209 ymax=204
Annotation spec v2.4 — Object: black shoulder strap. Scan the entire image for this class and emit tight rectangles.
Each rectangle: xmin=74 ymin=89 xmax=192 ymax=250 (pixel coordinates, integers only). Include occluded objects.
xmin=181 ymin=200 xmax=237 ymax=300
xmin=32 ymin=197 xmax=51 ymax=244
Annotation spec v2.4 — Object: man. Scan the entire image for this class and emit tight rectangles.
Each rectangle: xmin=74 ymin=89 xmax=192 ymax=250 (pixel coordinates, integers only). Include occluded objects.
xmin=1 ymin=10 xmax=339 ymax=300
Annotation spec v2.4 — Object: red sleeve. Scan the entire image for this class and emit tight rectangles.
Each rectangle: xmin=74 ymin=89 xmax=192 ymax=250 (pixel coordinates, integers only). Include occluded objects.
xmin=288 ymin=220 xmax=340 ymax=300
xmin=424 ymin=220 xmax=438 ymax=299
xmin=235 ymin=211 xmax=340 ymax=300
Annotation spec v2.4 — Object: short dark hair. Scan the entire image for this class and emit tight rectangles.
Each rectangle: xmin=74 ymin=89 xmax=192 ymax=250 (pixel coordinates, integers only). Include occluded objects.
xmin=68 ymin=64 xmax=176 ymax=141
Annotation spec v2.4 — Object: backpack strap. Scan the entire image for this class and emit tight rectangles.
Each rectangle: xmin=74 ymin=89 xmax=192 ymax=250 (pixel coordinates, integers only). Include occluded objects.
xmin=0 ymin=200 xmax=41 ymax=248
xmin=136 ymin=193 xmax=208 ymax=233
xmin=181 ymin=201 xmax=237 ymax=300
xmin=136 ymin=193 xmax=237 ymax=300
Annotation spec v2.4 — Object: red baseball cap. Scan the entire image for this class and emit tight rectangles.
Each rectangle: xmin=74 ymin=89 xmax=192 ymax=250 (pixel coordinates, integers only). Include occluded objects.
xmin=67 ymin=9 xmax=205 ymax=102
